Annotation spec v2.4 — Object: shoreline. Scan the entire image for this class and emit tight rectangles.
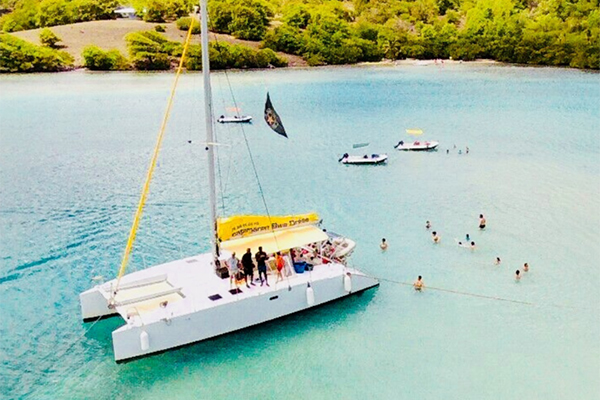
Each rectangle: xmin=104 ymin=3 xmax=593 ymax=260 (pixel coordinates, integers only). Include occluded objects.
xmin=3 ymin=58 xmax=598 ymax=76
xmin=5 ymin=20 xmax=598 ymax=74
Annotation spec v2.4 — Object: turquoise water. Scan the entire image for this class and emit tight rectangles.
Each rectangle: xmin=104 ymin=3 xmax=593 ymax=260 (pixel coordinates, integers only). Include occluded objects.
xmin=1 ymin=64 xmax=599 ymax=399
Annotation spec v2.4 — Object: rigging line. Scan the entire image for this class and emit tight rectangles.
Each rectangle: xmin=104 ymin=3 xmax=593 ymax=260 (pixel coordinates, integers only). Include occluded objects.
xmin=213 ymin=115 xmax=226 ymax=213
xmin=208 ymin=28 xmax=281 ymax=249
xmin=373 ymin=275 xmax=594 ymax=311
xmin=114 ymin=21 xmax=196 ymax=293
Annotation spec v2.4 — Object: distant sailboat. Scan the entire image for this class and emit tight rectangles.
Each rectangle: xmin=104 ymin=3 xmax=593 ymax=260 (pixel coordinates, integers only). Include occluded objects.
xmin=80 ymin=0 xmax=379 ymax=362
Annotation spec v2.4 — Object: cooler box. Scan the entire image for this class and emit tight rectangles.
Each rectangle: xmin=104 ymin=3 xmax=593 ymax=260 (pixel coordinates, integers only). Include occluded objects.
xmin=293 ymin=261 xmax=306 ymax=274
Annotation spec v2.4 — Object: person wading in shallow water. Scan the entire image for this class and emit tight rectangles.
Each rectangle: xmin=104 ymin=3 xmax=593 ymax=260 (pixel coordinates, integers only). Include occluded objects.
xmin=413 ymin=276 xmax=424 ymax=291
xmin=479 ymin=214 xmax=487 ymax=229
xmin=380 ymin=238 xmax=388 ymax=250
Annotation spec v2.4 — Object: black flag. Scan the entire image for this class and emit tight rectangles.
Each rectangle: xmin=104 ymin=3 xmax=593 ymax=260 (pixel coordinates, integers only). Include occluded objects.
xmin=264 ymin=93 xmax=287 ymax=138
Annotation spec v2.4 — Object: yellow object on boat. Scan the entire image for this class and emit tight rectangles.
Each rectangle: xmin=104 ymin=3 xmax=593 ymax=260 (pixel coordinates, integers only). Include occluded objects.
xmin=406 ymin=128 xmax=423 ymax=135
xmin=217 ymin=213 xmax=320 ymax=241
xmin=220 ymin=225 xmax=328 ymax=255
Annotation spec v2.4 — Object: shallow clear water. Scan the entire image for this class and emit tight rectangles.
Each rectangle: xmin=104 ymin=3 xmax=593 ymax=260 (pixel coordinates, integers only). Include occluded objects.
xmin=1 ymin=64 xmax=599 ymax=400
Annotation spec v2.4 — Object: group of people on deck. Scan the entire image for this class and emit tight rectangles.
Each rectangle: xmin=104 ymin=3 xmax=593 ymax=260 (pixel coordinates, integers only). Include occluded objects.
xmin=224 ymin=240 xmax=342 ymax=289
xmin=226 ymin=247 xmax=287 ymax=289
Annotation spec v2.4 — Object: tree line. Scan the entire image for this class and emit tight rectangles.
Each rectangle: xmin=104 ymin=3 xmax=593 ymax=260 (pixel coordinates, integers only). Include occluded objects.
xmin=1 ymin=0 xmax=598 ymax=69
xmin=0 ymin=25 xmax=288 ymax=72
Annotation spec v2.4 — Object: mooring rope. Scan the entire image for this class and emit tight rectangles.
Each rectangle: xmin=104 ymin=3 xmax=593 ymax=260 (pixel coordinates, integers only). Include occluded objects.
xmin=372 ymin=275 xmax=591 ymax=311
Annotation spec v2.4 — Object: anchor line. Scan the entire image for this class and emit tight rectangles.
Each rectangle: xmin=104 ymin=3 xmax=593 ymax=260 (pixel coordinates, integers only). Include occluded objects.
xmin=369 ymin=275 xmax=594 ymax=311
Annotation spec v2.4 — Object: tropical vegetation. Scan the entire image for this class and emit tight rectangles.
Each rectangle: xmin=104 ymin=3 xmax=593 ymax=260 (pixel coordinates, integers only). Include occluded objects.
xmin=0 ymin=32 xmax=73 ymax=71
xmin=80 ymin=30 xmax=288 ymax=71
xmin=1 ymin=0 xmax=598 ymax=69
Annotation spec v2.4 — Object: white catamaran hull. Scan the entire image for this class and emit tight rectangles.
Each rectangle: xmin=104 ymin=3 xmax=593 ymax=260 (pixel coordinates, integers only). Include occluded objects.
xmin=80 ymin=253 xmax=378 ymax=362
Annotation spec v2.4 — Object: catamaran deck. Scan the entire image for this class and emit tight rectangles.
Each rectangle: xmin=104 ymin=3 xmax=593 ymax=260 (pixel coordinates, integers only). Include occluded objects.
xmin=96 ymin=252 xmax=352 ymax=326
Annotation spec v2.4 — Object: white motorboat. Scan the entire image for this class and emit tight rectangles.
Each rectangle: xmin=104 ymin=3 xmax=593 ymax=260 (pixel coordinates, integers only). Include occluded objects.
xmin=217 ymin=115 xmax=252 ymax=123
xmin=80 ymin=0 xmax=378 ymax=363
xmin=339 ymin=153 xmax=388 ymax=165
xmin=394 ymin=140 xmax=439 ymax=151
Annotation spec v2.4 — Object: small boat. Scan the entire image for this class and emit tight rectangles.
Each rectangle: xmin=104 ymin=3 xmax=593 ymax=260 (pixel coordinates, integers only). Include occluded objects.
xmin=339 ymin=153 xmax=388 ymax=165
xmin=394 ymin=140 xmax=439 ymax=151
xmin=217 ymin=115 xmax=252 ymax=123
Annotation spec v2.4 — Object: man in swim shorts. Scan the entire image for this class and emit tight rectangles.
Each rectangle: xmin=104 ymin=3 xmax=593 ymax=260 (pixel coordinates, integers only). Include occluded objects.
xmin=432 ymin=231 xmax=440 ymax=243
xmin=242 ymin=248 xmax=255 ymax=288
xmin=227 ymin=252 xmax=240 ymax=288
xmin=255 ymin=246 xmax=269 ymax=287
xmin=479 ymin=214 xmax=486 ymax=229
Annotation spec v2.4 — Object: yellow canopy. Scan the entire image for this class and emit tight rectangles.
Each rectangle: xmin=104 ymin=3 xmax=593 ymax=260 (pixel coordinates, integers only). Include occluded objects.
xmin=220 ymin=225 xmax=328 ymax=255
xmin=217 ymin=213 xmax=320 ymax=242
xmin=406 ymin=128 xmax=423 ymax=135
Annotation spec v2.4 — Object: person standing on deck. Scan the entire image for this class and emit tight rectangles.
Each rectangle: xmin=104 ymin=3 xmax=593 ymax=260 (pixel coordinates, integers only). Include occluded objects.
xmin=275 ymin=252 xmax=285 ymax=283
xmin=227 ymin=252 xmax=240 ymax=288
xmin=256 ymin=246 xmax=269 ymax=286
xmin=242 ymin=248 xmax=255 ymax=288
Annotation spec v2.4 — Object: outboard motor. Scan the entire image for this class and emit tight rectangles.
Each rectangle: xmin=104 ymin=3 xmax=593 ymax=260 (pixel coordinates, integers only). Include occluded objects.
xmin=338 ymin=153 xmax=349 ymax=162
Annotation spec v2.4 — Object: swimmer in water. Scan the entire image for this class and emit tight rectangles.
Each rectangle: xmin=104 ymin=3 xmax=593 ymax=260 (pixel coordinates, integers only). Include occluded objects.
xmin=426 ymin=220 xmax=431 ymax=230
xmin=470 ymin=241 xmax=476 ymax=249
xmin=466 ymin=233 xmax=470 ymax=241
xmin=446 ymin=149 xmax=449 ymax=154
xmin=479 ymin=214 xmax=486 ymax=229
xmin=515 ymin=270 xmax=521 ymax=280
xmin=523 ymin=262 xmax=529 ymax=272
xmin=413 ymin=276 xmax=424 ymax=291
xmin=495 ymin=257 xmax=501 ymax=265
xmin=458 ymin=149 xmax=462 ymax=154
xmin=380 ymin=238 xmax=388 ymax=250
xmin=432 ymin=231 xmax=440 ymax=243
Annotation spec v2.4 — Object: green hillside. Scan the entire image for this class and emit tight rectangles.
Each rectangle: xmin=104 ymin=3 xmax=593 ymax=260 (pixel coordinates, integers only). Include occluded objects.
xmin=1 ymin=0 xmax=598 ymax=69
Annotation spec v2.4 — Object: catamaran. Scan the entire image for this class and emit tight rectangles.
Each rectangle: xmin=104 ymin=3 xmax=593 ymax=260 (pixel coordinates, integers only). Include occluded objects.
xmin=80 ymin=0 xmax=379 ymax=362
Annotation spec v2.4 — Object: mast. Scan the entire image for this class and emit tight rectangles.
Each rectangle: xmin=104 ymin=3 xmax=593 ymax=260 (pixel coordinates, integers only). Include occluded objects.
xmin=200 ymin=0 xmax=219 ymax=259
